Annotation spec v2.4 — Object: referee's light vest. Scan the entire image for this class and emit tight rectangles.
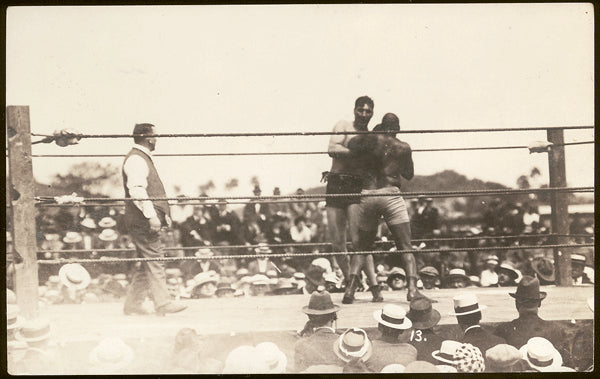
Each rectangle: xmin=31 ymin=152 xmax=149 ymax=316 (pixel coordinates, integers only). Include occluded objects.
xmin=122 ymin=148 xmax=170 ymax=219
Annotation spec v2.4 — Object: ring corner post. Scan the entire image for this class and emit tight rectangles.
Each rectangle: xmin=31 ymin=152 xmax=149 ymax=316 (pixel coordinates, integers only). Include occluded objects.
xmin=7 ymin=105 xmax=40 ymax=318
xmin=546 ymin=128 xmax=571 ymax=286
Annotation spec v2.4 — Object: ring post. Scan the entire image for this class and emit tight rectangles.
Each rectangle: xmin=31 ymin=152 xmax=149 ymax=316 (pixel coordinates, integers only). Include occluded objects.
xmin=547 ymin=128 xmax=571 ymax=286
xmin=7 ymin=106 xmax=39 ymax=318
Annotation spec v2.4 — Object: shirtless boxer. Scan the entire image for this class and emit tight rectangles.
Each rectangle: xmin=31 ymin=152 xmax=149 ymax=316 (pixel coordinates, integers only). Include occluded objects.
xmin=344 ymin=113 xmax=426 ymax=302
xmin=324 ymin=96 xmax=374 ymax=282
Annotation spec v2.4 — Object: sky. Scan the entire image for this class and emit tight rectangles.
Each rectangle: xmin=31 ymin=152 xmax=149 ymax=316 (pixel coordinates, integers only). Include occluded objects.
xmin=6 ymin=4 xmax=594 ymax=199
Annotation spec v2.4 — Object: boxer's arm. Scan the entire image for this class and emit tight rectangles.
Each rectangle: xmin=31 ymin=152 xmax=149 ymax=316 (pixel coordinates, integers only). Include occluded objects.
xmin=327 ymin=121 xmax=350 ymax=157
xmin=347 ymin=134 xmax=377 ymax=155
xmin=397 ymin=143 xmax=414 ymax=180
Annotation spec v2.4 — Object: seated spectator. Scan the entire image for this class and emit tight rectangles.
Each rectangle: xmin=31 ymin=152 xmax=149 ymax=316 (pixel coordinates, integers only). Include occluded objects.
xmin=324 ymin=272 xmax=343 ymax=293
xmin=304 ymin=263 xmax=326 ymax=295
xmin=369 ymin=304 xmax=418 ymax=372
xmin=222 ymin=345 xmax=268 ymax=374
xmin=294 ymin=288 xmax=341 ymax=371
xmin=171 ymin=327 xmax=223 ymax=374
xmin=571 ymin=254 xmax=593 ymax=285
xmin=479 ymin=255 xmax=499 ymax=287
xmin=289 ymin=188 xmax=316 ymax=220
xmin=190 ymin=272 xmax=218 ymax=299
xmin=519 ymin=337 xmax=564 ymax=372
xmin=387 ymin=267 xmax=406 ymax=290
xmin=485 ymin=344 xmax=530 ymax=372
xmin=243 ymin=185 xmax=271 ymax=233
xmin=58 ymin=263 xmax=91 ymax=304
xmin=493 ymin=276 xmax=568 ymax=360
xmin=271 ymin=277 xmax=298 ymax=296
xmin=333 ymin=328 xmax=373 ymax=373
xmin=450 ymin=293 xmax=506 ymax=353
xmin=212 ymin=201 xmax=244 ymax=246
xmin=498 ymin=261 xmax=522 ymax=287
xmin=249 ymin=274 xmax=270 ymax=296
xmin=214 ymin=280 xmax=236 ymax=298
xmin=406 ymin=297 xmax=444 ymax=364
xmin=418 ymin=266 xmax=440 ymax=289
xmin=290 ymin=216 xmax=313 ymax=245
xmin=247 ymin=244 xmax=279 ymax=275
xmin=179 ymin=204 xmax=215 ymax=248
xmin=376 ymin=272 xmax=390 ymax=291
xmin=442 ymin=268 xmax=470 ymax=288
xmin=529 ymin=254 xmax=555 ymax=285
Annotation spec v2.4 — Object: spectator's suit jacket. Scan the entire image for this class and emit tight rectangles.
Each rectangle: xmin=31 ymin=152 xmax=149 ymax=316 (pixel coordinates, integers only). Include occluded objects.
xmin=294 ymin=327 xmax=342 ymax=372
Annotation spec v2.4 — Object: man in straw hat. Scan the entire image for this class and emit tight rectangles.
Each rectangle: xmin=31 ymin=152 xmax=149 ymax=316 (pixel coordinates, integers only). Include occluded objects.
xmin=450 ymin=293 xmax=505 ymax=353
xmin=406 ymin=297 xmax=444 ymax=364
xmin=519 ymin=337 xmax=564 ymax=372
xmin=88 ymin=337 xmax=134 ymax=374
xmin=294 ymin=287 xmax=341 ymax=371
xmin=333 ymin=327 xmax=373 ymax=373
xmin=493 ymin=275 xmax=567 ymax=357
xmin=58 ymin=263 xmax=91 ymax=304
xmin=369 ymin=304 xmax=418 ymax=372
xmin=343 ymin=113 xmax=425 ymax=303
xmin=122 ymin=122 xmax=186 ymax=316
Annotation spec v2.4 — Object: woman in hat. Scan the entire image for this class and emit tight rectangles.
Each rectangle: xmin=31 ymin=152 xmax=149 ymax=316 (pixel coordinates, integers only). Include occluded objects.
xmin=294 ymin=288 xmax=341 ymax=371
xmin=479 ymin=255 xmax=500 ymax=287
xmin=190 ymin=272 xmax=219 ymax=299
xmin=498 ymin=261 xmax=522 ymax=286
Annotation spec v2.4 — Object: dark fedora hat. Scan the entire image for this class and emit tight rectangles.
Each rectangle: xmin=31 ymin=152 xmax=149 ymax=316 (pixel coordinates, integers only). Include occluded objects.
xmin=509 ymin=276 xmax=546 ymax=302
xmin=406 ymin=297 xmax=441 ymax=330
xmin=530 ymin=257 xmax=555 ymax=284
xmin=302 ymin=288 xmax=340 ymax=315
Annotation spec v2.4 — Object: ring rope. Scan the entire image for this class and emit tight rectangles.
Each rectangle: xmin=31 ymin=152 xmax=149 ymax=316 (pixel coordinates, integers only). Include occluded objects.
xmin=35 ymin=242 xmax=594 ymax=265
xmin=25 ymin=140 xmax=595 ymax=158
xmin=29 ymin=125 xmax=594 ymax=139
xmin=36 ymin=233 xmax=591 ymax=255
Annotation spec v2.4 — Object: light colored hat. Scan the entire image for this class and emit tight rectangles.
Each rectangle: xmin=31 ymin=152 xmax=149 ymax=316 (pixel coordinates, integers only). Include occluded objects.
xmin=447 ymin=268 xmax=469 ymax=280
xmin=332 ymin=328 xmax=373 ymax=363
xmin=571 ymin=254 xmax=587 ymax=264
xmin=404 ymin=360 xmax=440 ymax=373
xmin=587 ymin=297 xmax=594 ymax=312
xmin=520 ymin=337 xmax=563 ymax=372
xmin=80 ymin=217 xmax=96 ymax=229
xmin=266 ymin=269 xmax=278 ymax=279
xmin=193 ymin=272 xmax=218 ymax=287
xmin=311 ymin=258 xmax=332 ymax=273
xmin=7 ymin=304 xmax=25 ymax=330
xmin=373 ymin=304 xmax=413 ymax=330
xmin=98 ymin=217 xmax=117 ymax=228
xmin=254 ymin=243 xmax=272 ymax=255
xmin=82 ymin=292 xmax=100 ymax=303
xmin=89 ymin=337 xmax=134 ymax=373
xmin=15 ymin=318 xmax=51 ymax=343
xmin=436 ymin=364 xmax=457 ymax=372
xmin=432 ymin=340 xmax=462 ymax=364
xmin=59 ymin=263 xmax=91 ymax=290
xmin=449 ymin=293 xmax=487 ymax=316
xmin=45 ymin=233 xmax=60 ymax=241
xmin=381 ymin=364 xmax=405 ymax=373
xmin=293 ymin=272 xmax=306 ymax=280
xmin=323 ymin=272 xmax=340 ymax=284
xmin=388 ymin=267 xmax=407 ymax=279
xmin=195 ymin=248 xmax=214 ymax=258
xmin=236 ymin=268 xmax=249 ymax=278
xmin=255 ymin=342 xmax=287 ymax=373
xmin=48 ymin=275 xmax=61 ymax=286
xmin=485 ymin=255 xmax=499 ymax=264
xmin=98 ymin=228 xmax=119 ymax=242
xmin=453 ymin=343 xmax=485 ymax=373
xmin=165 ymin=268 xmax=182 ymax=278
xmin=223 ymin=345 xmax=269 ymax=374
xmin=250 ymin=274 xmax=270 ymax=286
xmin=62 ymin=231 xmax=83 ymax=244
xmin=485 ymin=344 xmax=522 ymax=371
xmin=499 ymin=261 xmax=522 ymax=282
xmin=113 ymin=273 xmax=127 ymax=281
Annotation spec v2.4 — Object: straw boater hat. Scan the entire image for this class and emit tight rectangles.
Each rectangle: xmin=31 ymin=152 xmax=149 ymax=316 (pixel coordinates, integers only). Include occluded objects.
xmin=442 ymin=268 xmax=470 ymax=286
xmin=15 ymin=318 xmax=52 ymax=343
xmin=62 ymin=231 xmax=83 ymax=244
xmin=311 ymin=258 xmax=332 ymax=273
xmin=519 ymin=337 xmax=563 ymax=372
xmin=80 ymin=217 xmax=96 ymax=230
xmin=498 ymin=261 xmax=522 ymax=281
xmin=302 ymin=288 xmax=340 ymax=315
xmin=193 ymin=272 xmax=218 ymax=288
xmin=223 ymin=345 xmax=269 ymax=374
xmin=58 ymin=263 xmax=91 ymax=290
xmin=165 ymin=268 xmax=183 ymax=278
xmin=509 ymin=276 xmax=547 ymax=302
xmin=255 ymin=243 xmax=272 ymax=255
xmin=449 ymin=293 xmax=487 ymax=316
xmin=98 ymin=217 xmax=117 ymax=229
xmin=89 ymin=337 xmax=134 ymax=373
xmin=255 ymin=342 xmax=287 ymax=374
xmin=571 ymin=254 xmax=587 ymax=265
xmin=333 ymin=328 xmax=373 ymax=363
xmin=7 ymin=304 xmax=25 ymax=331
xmin=485 ymin=255 xmax=499 ymax=265
xmin=98 ymin=228 xmax=119 ymax=242
xmin=250 ymin=274 xmax=270 ymax=286
xmin=373 ymin=304 xmax=413 ymax=330
xmin=266 ymin=269 xmax=278 ymax=279
xmin=432 ymin=340 xmax=462 ymax=364
xmin=531 ymin=256 xmax=555 ymax=283
xmin=406 ymin=297 xmax=441 ymax=330
xmin=236 ymin=268 xmax=249 ymax=278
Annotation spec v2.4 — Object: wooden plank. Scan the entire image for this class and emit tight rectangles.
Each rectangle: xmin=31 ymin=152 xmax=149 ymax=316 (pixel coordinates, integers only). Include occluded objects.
xmin=547 ymin=129 xmax=571 ymax=285
xmin=7 ymin=106 xmax=39 ymax=318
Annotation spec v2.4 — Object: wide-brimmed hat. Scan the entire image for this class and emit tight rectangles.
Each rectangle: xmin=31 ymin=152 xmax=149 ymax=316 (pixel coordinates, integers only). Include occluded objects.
xmin=98 ymin=217 xmax=117 ymax=228
xmin=272 ymin=278 xmax=297 ymax=294
xmin=98 ymin=228 xmax=119 ymax=242
xmin=223 ymin=345 xmax=269 ymax=374
xmin=255 ymin=243 xmax=272 ymax=255
xmin=311 ymin=258 xmax=332 ymax=273
xmin=89 ymin=337 xmax=134 ymax=373
xmin=485 ymin=255 xmax=499 ymax=265
xmin=406 ymin=297 xmax=441 ymax=330
xmin=404 ymin=360 xmax=440 ymax=373
xmin=453 ymin=343 xmax=485 ymax=373
xmin=432 ymin=340 xmax=462 ymax=364
xmin=373 ymin=304 xmax=412 ymax=330
xmin=250 ymin=274 xmax=270 ymax=286
xmin=485 ymin=344 xmax=523 ymax=372
xmin=193 ymin=272 xmax=218 ymax=287
xmin=499 ymin=261 xmax=521 ymax=281
xmin=449 ymin=293 xmax=487 ymax=316
xmin=15 ymin=318 xmax=51 ymax=343
xmin=333 ymin=328 xmax=373 ymax=363
xmin=255 ymin=342 xmax=287 ymax=373
xmin=62 ymin=231 xmax=83 ymax=244
xmin=236 ymin=268 xmax=249 ymax=278
xmin=58 ymin=263 xmax=91 ymax=290
xmin=323 ymin=272 xmax=340 ymax=285
xmin=266 ymin=269 xmax=278 ymax=279
xmin=7 ymin=304 xmax=25 ymax=330
xmin=302 ymin=289 xmax=340 ymax=315
xmin=531 ymin=257 xmax=555 ymax=283
xmin=520 ymin=337 xmax=563 ymax=371
xmin=509 ymin=276 xmax=547 ymax=302
xmin=80 ymin=217 xmax=97 ymax=229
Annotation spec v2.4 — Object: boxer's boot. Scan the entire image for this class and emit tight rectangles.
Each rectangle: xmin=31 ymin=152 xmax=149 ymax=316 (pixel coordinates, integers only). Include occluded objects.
xmin=407 ymin=276 xmax=428 ymax=302
xmin=370 ymin=284 xmax=383 ymax=302
xmin=342 ymin=275 xmax=359 ymax=304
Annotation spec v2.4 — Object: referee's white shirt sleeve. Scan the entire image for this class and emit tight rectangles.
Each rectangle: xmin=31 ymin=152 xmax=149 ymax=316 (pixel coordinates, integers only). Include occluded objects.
xmin=123 ymin=154 xmax=158 ymax=219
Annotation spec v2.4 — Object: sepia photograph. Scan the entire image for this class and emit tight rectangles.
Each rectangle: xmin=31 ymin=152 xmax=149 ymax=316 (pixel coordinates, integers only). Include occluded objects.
xmin=5 ymin=3 xmax=594 ymax=374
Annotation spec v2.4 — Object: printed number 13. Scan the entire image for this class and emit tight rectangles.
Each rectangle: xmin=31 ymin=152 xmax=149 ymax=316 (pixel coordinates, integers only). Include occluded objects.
xmin=410 ymin=329 xmax=423 ymax=342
